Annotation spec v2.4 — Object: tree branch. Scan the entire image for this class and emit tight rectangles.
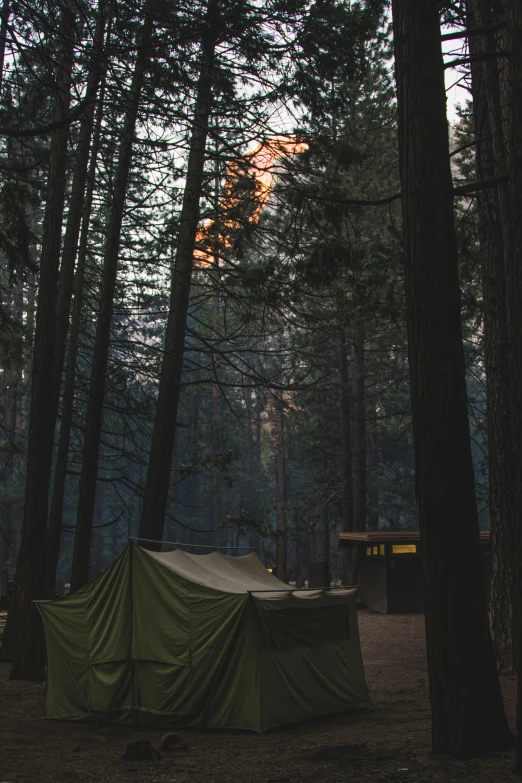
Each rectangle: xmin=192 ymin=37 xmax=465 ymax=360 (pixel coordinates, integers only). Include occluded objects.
xmin=444 ymin=51 xmax=508 ymax=70
xmin=304 ymin=174 xmax=509 ymax=207
xmin=440 ymin=22 xmax=506 ymax=42
xmin=304 ymin=192 xmax=401 ymax=207
xmin=453 ymin=173 xmax=509 ymax=196
xmin=62 ymin=509 xmax=124 ymax=531
xmin=449 ymin=136 xmax=490 ymax=158
xmin=0 ymin=75 xmax=100 ymax=138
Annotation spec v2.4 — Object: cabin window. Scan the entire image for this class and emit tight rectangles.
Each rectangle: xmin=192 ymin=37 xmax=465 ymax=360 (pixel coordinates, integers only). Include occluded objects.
xmin=372 ymin=546 xmax=378 ymax=555
xmin=379 ymin=544 xmax=385 ymax=556
xmin=366 ymin=547 xmax=372 ymax=556
xmin=391 ymin=544 xmax=417 ymax=554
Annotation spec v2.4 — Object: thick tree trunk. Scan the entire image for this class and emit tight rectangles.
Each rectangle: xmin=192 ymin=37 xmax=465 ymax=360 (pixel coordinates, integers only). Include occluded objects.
xmin=139 ymin=2 xmax=218 ymax=544
xmin=0 ymin=282 xmax=19 ymax=611
xmin=391 ymin=0 xmax=512 ymax=754
xmin=353 ymin=326 xmax=366 ymax=532
xmin=507 ymin=0 xmax=522 ymax=772
xmin=466 ymin=0 xmax=514 ymax=673
xmin=45 ymin=80 xmax=106 ymax=596
xmin=70 ymin=3 xmax=155 ymax=591
xmin=2 ymin=1 xmax=77 ymax=678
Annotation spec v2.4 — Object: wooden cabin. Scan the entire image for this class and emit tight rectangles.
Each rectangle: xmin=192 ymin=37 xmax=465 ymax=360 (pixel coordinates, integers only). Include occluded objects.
xmin=338 ymin=531 xmax=491 ymax=614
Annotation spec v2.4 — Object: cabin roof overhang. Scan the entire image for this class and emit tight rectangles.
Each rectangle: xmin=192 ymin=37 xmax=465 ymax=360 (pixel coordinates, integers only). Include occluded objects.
xmin=338 ymin=531 xmax=491 ymax=547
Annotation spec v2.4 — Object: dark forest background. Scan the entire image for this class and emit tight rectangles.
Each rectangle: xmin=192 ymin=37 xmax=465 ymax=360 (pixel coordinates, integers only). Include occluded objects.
xmin=1 ymin=0 xmax=522 ymax=764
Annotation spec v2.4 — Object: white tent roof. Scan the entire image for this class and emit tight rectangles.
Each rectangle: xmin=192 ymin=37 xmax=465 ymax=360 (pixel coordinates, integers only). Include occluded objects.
xmin=142 ymin=547 xmax=354 ymax=600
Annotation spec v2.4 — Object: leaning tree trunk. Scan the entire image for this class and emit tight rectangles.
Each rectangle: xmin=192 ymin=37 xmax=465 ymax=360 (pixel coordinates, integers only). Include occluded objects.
xmin=1 ymin=1 xmax=77 ymax=677
xmin=70 ymin=2 xmax=155 ymax=591
xmin=507 ymin=0 xmax=522 ymax=772
xmin=466 ymin=0 xmax=514 ymax=673
xmin=139 ymin=2 xmax=218 ymax=544
xmin=391 ymin=0 xmax=512 ymax=755
xmin=45 ymin=76 xmax=107 ymax=597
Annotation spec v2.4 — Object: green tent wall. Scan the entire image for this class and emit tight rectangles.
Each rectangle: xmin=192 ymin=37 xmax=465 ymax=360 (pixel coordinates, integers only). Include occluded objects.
xmin=39 ymin=543 xmax=369 ymax=732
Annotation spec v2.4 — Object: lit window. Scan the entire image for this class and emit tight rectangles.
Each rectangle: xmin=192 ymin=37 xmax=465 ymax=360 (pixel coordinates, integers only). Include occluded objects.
xmin=391 ymin=544 xmax=417 ymax=554
xmin=379 ymin=544 xmax=385 ymax=556
xmin=267 ymin=567 xmax=273 ymax=573
xmin=372 ymin=546 xmax=378 ymax=555
xmin=366 ymin=547 xmax=372 ymax=556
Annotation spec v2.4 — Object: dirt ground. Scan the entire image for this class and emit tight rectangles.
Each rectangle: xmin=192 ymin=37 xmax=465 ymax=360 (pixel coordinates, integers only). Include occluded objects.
xmin=0 ymin=611 xmax=518 ymax=783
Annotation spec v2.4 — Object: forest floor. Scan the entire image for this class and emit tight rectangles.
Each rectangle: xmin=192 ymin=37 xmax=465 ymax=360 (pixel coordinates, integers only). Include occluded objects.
xmin=0 ymin=611 xmax=518 ymax=783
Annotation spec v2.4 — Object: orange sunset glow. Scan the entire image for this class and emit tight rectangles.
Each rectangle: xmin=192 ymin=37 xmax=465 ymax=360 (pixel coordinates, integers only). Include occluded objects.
xmin=194 ymin=136 xmax=308 ymax=266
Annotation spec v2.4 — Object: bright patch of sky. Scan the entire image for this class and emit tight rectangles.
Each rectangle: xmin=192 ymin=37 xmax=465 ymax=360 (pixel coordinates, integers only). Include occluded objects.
xmin=442 ymin=28 xmax=470 ymax=125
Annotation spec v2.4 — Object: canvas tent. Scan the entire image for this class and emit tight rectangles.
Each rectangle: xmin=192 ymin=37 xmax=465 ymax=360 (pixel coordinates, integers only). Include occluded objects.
xmin=39 ymin=542 xmax=368 ymax=732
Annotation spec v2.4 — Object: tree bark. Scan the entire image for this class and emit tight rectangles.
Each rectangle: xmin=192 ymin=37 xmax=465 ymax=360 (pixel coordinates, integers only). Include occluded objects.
xmin=139 ymin=0 xmax=218 ymax=545
xmin=0 ymin=280 xmax=20 ymax=610
xmin=391 ymin=0 xmax=512 ymax=754
xmin=45 ymin=76 xmax=106 ymax=597
xmin=466 ymin=0 xmax=514 ymax=673
xmin=506 ymin=0 xmax=522 ymax=772
xmin=70 ymin=1 xmax=155 ymax=591
xmin=2 ymin=0 xmax=77 ymax=678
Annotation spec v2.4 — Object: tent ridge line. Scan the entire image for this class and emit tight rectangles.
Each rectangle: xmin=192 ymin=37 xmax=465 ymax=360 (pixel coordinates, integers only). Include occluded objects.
xmin=128 ymin=536 xmax=255 ymax=550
